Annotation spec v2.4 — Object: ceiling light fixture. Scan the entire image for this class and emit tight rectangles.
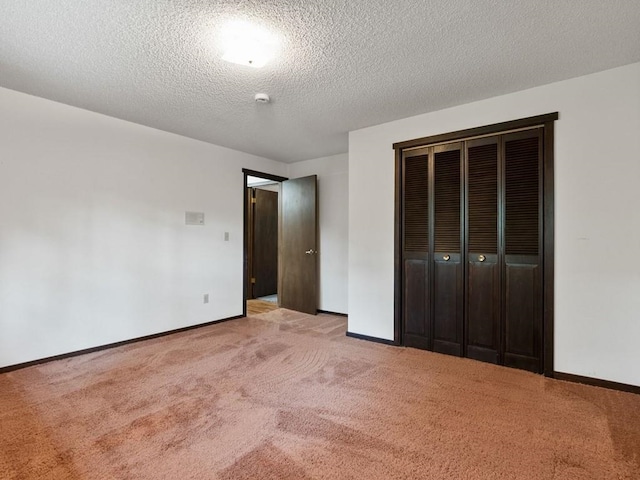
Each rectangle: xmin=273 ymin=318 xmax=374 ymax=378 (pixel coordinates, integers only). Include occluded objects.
xmin=220 ymin=20 xmax=279 ymax=68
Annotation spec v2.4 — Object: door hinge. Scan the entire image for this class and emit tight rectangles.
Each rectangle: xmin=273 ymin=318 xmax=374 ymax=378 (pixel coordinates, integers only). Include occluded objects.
xmin=250 ymin=277 xmax=256 ymax=284
xmin=251 ymin=197 xmax=256 ymax=204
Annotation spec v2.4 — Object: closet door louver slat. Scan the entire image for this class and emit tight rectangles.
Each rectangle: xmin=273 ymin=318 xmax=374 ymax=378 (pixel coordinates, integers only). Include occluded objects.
xmin=434 ymin=150 xmax=461 ymax=252
xmin=403 ymin=155 xmax=429 ymax=253
xmin=505 ymin=137 xmax=539 ymax=256
xmin=468 ymin=143 xmax=498 ymax=254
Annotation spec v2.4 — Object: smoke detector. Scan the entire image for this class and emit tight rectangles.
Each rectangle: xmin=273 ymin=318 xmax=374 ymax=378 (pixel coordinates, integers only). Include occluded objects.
xmin=255 ymin=93 xmax=271 ymax=104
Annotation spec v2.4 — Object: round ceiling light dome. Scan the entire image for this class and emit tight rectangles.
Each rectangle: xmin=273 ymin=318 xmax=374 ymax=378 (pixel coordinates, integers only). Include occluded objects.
xmin=220 ymin=20 xmax=280 ymax=68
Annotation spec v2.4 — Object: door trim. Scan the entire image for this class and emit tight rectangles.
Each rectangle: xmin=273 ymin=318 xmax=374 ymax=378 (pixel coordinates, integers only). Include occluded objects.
xmin=393 ymin=113 xmax=559 ymax=150
xmin=242 ymin=169 xmax=288 ymax=318
xmin=542 ymin=120 xmax=555 ymax=377
xmin=393 ymin=112 xmax=558 ymax=376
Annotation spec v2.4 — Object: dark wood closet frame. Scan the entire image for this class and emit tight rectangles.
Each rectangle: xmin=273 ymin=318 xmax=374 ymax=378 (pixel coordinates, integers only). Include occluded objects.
xmin=242 ymin=168 xmax=288 ymax=318
xmin=392 ymin=112 xmax=558 ymax=377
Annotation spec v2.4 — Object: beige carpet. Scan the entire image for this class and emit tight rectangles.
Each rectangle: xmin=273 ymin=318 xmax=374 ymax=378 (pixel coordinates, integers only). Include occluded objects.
xmin=1 ymin=309 xmax=639 ymax=479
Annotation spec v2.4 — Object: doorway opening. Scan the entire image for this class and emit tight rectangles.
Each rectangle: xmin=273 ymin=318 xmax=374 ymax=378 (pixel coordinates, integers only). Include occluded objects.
xmin=243 ymin=169 xmax=288 ymax=317
xmin=242 ymin=168 xmax=319 ymax=318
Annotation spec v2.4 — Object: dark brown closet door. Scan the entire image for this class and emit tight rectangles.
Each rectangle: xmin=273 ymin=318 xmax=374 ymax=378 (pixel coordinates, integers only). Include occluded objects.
xmin=402 ymin=148 xmax=430 ymax=349
xmin=466 ymin=137 xmax=500 ymax=364
xmin=432 ymin=143 xmax=463 ymax=356
xmin=503 ymin=130 xmax=543 ymax=373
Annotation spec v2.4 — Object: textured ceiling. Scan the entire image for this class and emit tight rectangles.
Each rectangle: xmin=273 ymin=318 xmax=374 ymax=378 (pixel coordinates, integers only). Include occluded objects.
xmin=1 ymin=1 xmax=639 ymax=163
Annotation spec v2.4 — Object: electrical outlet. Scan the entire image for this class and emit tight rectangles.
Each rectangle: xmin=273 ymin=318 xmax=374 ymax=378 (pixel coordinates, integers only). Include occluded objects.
xmin=203 ymin=294 xmax=209 ymax=304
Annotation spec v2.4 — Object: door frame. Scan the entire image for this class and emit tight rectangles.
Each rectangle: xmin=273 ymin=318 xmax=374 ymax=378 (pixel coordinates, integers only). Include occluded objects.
xmin=392 ymin=112 xmax=558 ymax=377
xmin=242 ymin=169 xmax=288 ymax=317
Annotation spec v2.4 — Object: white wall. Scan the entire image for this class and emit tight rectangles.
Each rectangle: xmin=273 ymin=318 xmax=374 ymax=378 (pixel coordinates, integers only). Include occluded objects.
xmin=0 ymin=87 xmax=287 ymax=368
xmin=349 ymin=62 xmax=640 ymax=387
xmin=253 ymin=183 xmax=279 ymax=193
xmin=289 ymin=154 xmax=348 ymax=314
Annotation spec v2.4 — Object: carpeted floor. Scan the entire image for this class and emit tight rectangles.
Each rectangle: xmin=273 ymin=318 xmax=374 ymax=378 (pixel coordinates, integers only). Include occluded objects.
xmin=1 ymin=309 xmax=639 ymax=479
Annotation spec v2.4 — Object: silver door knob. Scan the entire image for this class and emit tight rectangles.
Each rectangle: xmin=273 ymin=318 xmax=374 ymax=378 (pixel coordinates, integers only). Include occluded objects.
xmin=443 ymin=255 xmax=450 ymax=261
xmin=305 ymin=249 xmax=316 ymax=255
xmin=478 ymin=255 xmax=486 ymax=262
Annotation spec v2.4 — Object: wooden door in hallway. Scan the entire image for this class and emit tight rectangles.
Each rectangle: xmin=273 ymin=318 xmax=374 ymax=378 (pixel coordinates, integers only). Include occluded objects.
xmin=251 ymin=188 xmax=279 ymax=298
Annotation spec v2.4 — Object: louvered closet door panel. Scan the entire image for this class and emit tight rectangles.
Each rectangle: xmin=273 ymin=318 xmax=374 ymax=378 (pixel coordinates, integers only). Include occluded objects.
xmin=432 ymin=144 xmax=463 ymax=356
xmin=466 ymin=137 xmax=500 ymax=364
xmin=402 ymin=150 xmax=430 ymax=349
xmin=503 ymin=131 xmax=542 ymax=373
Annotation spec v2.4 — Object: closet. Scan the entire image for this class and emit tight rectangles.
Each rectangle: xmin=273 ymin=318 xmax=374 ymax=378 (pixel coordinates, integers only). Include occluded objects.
xmin=394 ymin=114 xmax=557 ymax=374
